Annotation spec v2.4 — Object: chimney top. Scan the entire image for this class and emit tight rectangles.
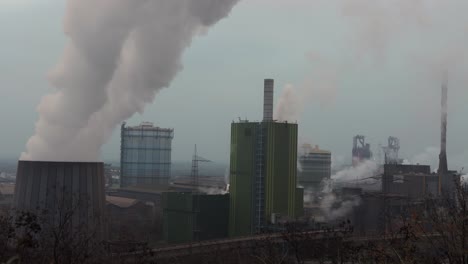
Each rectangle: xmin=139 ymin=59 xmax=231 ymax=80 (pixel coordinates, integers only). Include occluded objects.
xmin=263 ymin=79 xmax=274 ymax=121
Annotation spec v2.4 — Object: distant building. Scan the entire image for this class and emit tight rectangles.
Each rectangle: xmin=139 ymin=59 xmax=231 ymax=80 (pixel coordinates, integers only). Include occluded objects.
xmin=298 ymin=144 xmax=331 ymax=191
xmin=0 ymin=184 xmax=15 ymax=212
xmin=162 ymin=192 xmax=229 ymax=243
xmin=228 ymin=79 xmax=303 ymax=237
xmin=382 ymin=164 xmax=439 ymax=198
xmin=120 ymin=122 xmax=174 ymax=187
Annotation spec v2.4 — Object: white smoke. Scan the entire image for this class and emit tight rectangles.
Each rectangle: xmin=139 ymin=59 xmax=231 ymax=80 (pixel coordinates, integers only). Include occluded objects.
xmin=21 ymin=0 xmax=239 ymax=161
xmin=320 ymin=192 xmax=361 ymax=221
xmin=304 ymin=160 xmax=378 ymax=221
xmin=198 ymin=186 xmax=228 ymax=195
xmin=319 ymin=161 xmax=378 ymax=220
xmin=402 ymin=147 xmax=440 ymax=171
xmin=461 ymin=175 xmax=468 ymax=185
xmin=274 ymin=84 xmax=301 ymax=122
xmin=331 ymin=160 xmax=379 ymax=184
xmin=273 ymin=55 xmax=338 ymax=122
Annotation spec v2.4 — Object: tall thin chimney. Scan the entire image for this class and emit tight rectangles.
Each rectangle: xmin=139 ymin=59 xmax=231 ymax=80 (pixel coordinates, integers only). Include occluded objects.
xmin=438 ymin=71 xmax=448 ymax=194
xmin=263 ymin=79 xmax=274 ymax=121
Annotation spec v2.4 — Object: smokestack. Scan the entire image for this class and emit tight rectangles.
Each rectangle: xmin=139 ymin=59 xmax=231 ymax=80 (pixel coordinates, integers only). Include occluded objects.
xmin=438 ymin=71 xmax=448 ymax=193
xmin=263 ymin=79 xmax=274 ymax=121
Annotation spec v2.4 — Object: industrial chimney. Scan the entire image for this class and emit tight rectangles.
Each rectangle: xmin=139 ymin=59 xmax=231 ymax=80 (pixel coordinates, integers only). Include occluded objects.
xmin=263 ymin=79 xmax=274 ymax=121
xmin=438 ymin=71 xmax=449 ymax=194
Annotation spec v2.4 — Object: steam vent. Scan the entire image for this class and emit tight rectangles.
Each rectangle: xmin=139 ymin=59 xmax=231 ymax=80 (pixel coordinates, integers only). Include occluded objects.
xmin=14 ymin=161 xmax=106 ymax=237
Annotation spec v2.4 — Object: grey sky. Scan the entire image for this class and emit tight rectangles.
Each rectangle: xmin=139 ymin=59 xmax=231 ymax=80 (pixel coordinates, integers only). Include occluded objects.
xmin=1 ymin=0 xmax=467 ymax=171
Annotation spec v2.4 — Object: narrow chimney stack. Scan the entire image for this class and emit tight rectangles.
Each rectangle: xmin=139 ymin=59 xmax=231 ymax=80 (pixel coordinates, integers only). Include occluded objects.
xmin=263 ymin=79 xmax=274 ymax=122
xmin=438 ymin=71 xmax=449 ymax=194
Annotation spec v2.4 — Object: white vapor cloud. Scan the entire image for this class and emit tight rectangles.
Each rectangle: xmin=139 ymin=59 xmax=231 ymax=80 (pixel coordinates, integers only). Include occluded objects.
xmin=21 ymin=0 xmax=239 ymax=161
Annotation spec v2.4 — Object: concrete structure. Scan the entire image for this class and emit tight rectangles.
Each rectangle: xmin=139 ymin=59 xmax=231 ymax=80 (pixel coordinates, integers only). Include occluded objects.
xmin=120 ymin=122 xmax=174 ymax=187
xmin=14 ymin=161 xmax=106 ymax=236
xmin=298 ymin=144 xmax=331 ymax=191
xmin=229 ymin=79 xmax=303 ymax=237
xmin=163 ymin=192 xmax=229 ymax=243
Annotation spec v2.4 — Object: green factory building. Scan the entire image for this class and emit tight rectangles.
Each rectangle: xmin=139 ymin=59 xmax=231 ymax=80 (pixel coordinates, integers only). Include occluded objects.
xmin=229 ymin=79 xmax=304 ymax=237
xmin=163 ymin=192 xmax=229 ymax=243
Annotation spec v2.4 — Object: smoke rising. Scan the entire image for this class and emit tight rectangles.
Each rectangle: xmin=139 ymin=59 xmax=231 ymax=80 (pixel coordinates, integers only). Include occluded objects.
xmin=321 ymin=161 xmax=378 ymax=220
xmin=276 ymin=1 xmax=468 ymax=163
xmin=304 ymin=160 xmax=379 ymax=221
xmin=404 ymin=147 xmax=440 ymax=170
xmin=332 ymin=160 xmax=379 ymax=184
xmin=320 ymin=192 xmax=361 ymax=221
xmin=21 ymin=0 xmax=239 ymax=161
xmin=274 ymin=84 xmax=301 ymax=122
xmin=274 ymin=55 xmax=338 ymax=122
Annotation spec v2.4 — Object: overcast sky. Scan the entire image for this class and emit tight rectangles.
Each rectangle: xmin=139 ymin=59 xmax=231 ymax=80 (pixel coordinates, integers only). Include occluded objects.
xmin=1 ymin=0 xmax=468 ymax=171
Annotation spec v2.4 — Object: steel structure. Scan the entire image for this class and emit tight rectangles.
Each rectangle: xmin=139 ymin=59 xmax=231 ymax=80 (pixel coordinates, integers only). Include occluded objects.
xmin=352 ymin=135 xmax=372 ymax=166
xmin=382 ymin=137 xmax=400 ymax=164
xmin=190 ymin=145 xmax=211 ymax=192
xmin=120 ymin=122 xmax=174 ymax=187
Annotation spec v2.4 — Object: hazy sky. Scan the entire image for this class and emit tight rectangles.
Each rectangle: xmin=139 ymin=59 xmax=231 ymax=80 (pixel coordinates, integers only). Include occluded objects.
xmin=1 ymin=0 xmax=468 ymax=171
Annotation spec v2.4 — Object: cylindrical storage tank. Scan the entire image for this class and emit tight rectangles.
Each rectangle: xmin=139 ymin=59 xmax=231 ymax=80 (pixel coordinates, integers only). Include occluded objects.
xmin=14 ymin=161 xmax=106 ymax=238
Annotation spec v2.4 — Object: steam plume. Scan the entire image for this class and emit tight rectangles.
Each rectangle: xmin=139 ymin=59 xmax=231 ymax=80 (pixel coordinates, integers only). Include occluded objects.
xmin=274 ymin=55 xmax=338 ymax=122
xmin=21 ymin=0 xmax=238 ymax=161
xmin=303 ymin=161 xmax=378 ymax=221
xmin=274 ymin=84 xmax=301 ymax=122
xmin=332 ymin=160 xmax=379 ymax=184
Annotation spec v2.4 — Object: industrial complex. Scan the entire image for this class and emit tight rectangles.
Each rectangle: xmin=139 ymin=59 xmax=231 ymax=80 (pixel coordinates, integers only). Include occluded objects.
xmin=4 ymin=74 xmax=464 ymax=262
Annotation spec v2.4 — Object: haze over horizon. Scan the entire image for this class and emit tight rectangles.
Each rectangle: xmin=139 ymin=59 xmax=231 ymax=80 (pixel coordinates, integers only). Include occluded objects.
xmin=1 ymin=0 xmax=468 ymax=171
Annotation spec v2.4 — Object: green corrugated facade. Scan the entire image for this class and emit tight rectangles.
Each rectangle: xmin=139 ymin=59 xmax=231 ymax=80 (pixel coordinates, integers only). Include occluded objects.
xmin=163 ymin=192 xmax=229 ymax=244
xmin=162 ymin=192 xmax=194 ymax=243
xmin=229 ymin=121 xmax=303 ymax=237
xmin=264 ymin=122 xmax=299 ymax=218
xmin=228 ymin=122 xmax=257 ymax=237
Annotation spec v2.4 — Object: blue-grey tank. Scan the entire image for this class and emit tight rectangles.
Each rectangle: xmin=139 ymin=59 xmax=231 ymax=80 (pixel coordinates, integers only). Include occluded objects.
xmin=14 ymin=161 xmax=106 ymax=237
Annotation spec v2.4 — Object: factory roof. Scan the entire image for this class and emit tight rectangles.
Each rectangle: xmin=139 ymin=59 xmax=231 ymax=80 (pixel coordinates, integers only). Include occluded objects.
xmin=0 ymin=184 xmax=15 ymax=196
xmin=124 ymin=122 xmax=173 ymax=132
xmin=231 ymin=119 xmax=297 ymax=124
xmin=308 ymin=149 xmax=331 ymax=154
xmin=118 ymin=184 xmax=179 ymax=194
xmin=106 ymin=195 xmax=139 ymax=208
xmin=301 ymin=144 xmax=331 ymax=154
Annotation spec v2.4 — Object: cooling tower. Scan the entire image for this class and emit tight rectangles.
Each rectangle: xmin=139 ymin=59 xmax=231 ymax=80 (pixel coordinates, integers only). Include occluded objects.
xmin=14 ymin=161 xmax=106 ymax=236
